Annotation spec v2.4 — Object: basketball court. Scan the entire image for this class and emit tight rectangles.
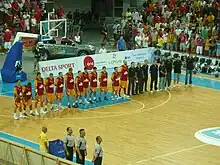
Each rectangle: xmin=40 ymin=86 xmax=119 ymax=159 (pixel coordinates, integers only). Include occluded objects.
xmin=0 ymin=70 xmax=220 ymax=165
xmin=0 ymin=17 xmax=220 ymax=165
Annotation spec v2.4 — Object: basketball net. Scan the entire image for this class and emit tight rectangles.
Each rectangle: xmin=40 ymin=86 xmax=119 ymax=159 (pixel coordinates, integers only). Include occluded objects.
xmin=54 ymin=37 xmax=62 ymax=44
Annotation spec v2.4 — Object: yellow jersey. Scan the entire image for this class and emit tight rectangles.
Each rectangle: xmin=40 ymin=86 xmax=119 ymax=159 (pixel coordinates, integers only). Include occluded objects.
xmin=39 ymin=131 xmax=48 ymax=151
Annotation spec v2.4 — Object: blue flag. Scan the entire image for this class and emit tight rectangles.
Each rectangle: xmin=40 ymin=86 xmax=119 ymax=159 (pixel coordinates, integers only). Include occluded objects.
xmin=0 ymin=42 xmax=27 ymax=83
xmin=49 ymin=139 xmax=66 ymax=158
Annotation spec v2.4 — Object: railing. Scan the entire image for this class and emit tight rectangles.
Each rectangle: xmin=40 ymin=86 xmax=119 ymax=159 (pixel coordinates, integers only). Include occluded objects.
xmin=0 ymin=138 xmax=78 ymax=165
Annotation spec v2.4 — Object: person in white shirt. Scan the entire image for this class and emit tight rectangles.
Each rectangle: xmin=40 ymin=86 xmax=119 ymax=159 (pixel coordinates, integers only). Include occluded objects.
xmin=98 ymin=44 xmax=107 ymax=54
xmin=135 ymin=32 xmax=142 ymax=48
xmin=132 ymin=9 xmax=139 ymax=24
xmin=23 ymin=12 xmax=30 ymax=32
xmin=74 ymin=32 xmax=81 ymax=44
xmin=92 ymin=136 xmax=103 ymax=165
xmin=31 ymin=15 xmax=36 ymax=33
xmin=162 ymin=32 xmax=168 ymax=50
xmin=142 ymin=33 xmax=149 ymax=48
xmin=121 ymin=17 xmax=127 ymax=29
xmin=186 ymin=12 xmax=192 ymax=23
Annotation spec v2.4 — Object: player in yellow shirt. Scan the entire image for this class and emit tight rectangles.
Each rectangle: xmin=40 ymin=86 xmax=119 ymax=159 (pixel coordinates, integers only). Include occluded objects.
xmin=39 ymin=126 xmax=48 ymax=152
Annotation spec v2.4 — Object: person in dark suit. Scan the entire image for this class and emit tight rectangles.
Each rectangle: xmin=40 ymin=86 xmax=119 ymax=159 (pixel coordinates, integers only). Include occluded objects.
xmin=141 ymin=59 xmax=149 ymax=92
xmin=135 ymin=62 xmax=144 ymax=94
xmin=149 ymin=60 xmax=159 ymax=93
xmin=127 ymin=62 xmax=136 ymax=95
xmin=185 ymin=54 xmax=194 ymax=86
xmin=164 ymin=56 xmax=173 ymax=89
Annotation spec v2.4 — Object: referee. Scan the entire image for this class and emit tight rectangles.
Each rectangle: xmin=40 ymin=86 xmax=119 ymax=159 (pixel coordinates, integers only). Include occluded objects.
xmin=64 ymin=127 xmax=75 ymax=161
xmin=92 ymin=136 xmax=103 ymax=165
xmin=76 ymin=129 xmax=87 ymax=165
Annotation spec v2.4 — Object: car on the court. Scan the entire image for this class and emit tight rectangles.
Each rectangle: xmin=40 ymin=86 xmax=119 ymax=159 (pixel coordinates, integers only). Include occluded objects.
xmin=35 ymin=38 xmax=96 ymax=60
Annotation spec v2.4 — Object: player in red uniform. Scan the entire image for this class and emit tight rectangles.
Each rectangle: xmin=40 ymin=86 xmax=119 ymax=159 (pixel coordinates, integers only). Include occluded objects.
xmin=82 ymin=68 xmax=90 ymax=104
xmin=55 ymin=72 xmax=64 ymax=110
xmin=99 ymin=66 xmax=108 ymax=101
xmin=44 ymin=73 xmax=55 ymax=112
xmin=119 ymin=60 xmax=129 ymax=97
xmin=75 ymin=71 xmax=84 ymax=105
xmin=22 ymin=82 xmax=34 ymax=117
xmin=65 ymin=68 xmax=77 ymax=108
xmin=34 ymin=72 xmax=46 ymax=115
xmin=89 ymin=67 xmax=98 ymax=103
xmin=111 ymin=67 xmax=121 ymax=100
xmin=14 ymin=80 xmax=25 ymax=120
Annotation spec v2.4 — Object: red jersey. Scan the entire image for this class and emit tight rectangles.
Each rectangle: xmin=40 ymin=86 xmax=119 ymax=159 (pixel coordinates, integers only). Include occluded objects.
xmin=35 ymin=78 xmax=44 ymax=95
xmin=4 ymin=30 xmax=11 ymax=42
xmin=82 ymin=72 xmax=89 ymax=88
xmin=20 ymin=19 xmax=25 ymax=30
xmin=11 ymin=1 xmax=19 ymax=10
xmin=23 ymin=85 xmax=32 ymax=101
xmin=55 ymin=76 xmax=64 ymax=93
xmin=99 ymin=71 xmax=108 ymax=87
xmin=57 ymin=8 xmax=64 ymax=18
xmin=89 ymin=71 xmax=98 ymax=88
xmin=14 ymin=85 xmax=22 ymax=102
xmin=120 ymin=65 xmax=128 ymax=81
xmin=179 ymin=33 xmax=187 ymax=43
xmin=45 ymin=77 xmax=54 ymax=93
xmin=112 ymin=72 xmax=120 ymax=86
xmin=65 ymin=72 xmax=74 ymax=90
xmin=76 ymin=75 xmax=84 ymax=92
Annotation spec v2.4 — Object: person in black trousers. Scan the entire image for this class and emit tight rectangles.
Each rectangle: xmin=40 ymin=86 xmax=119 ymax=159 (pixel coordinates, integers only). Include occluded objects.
xmin=64 ymin=127 xmax=75 ymax=162
xmin=150 ymin=60 xmax=158 ymax=93
xmin=135 ymin=62 xmax=144 ymax=94
xmin=92 ymin=136 xmax=103 ymax=165
xmin=127 ymin=62 xmax=136 ymax=95
xmin=76 ymin=129 xmax=87 ymax=165
xmin=164 ymin=56 xmax=173 ymax=89
xmin=185 ymin=54 xmax=194 ymax=86
xmin=142 ymin=59 xmax=149 ymax=92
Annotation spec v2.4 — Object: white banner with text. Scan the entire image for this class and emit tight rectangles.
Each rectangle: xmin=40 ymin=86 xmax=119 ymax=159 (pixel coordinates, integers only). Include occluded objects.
xmin=39 ymin=47 xmax=155 ymax=78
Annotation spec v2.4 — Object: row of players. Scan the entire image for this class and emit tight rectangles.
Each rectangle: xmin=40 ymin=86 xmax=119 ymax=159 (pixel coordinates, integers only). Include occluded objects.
xmin=13 ymin=62 xmax=129 ymax=120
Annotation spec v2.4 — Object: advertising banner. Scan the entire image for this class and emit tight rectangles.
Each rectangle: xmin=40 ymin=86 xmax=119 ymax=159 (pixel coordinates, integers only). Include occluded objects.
xmin=21 ymin=37 xmax=38 ymax=51
xmin=39 ymin=48 xmax=155 ymax=78
xmin=39 ymin=56 xmax=83 ymax=78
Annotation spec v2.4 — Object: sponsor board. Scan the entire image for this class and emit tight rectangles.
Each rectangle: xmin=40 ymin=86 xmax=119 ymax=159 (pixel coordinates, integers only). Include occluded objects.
xmin=195 ymin=127 xmax=220 ymax=146
xmin=39 ymin=48 xmax=154 ymax=78
xmin=123 ymin=48 xmax=155 ymax=64
xmin=39 ymin=57 xmax=82 ymax=78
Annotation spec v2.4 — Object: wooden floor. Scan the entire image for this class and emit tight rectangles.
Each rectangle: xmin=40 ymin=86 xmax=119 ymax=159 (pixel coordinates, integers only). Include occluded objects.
xmin=0 ymin=85 xmax=220 ymax=165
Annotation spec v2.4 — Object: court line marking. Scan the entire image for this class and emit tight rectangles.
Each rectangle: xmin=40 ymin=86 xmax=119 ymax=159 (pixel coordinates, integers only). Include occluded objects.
xmin=0 ymin=91 xmax=171 ymax=120
xmin=134 ymin=144 xmax=208 ymax=164
xmin=49 ymin=91 xmax=171 ymax=120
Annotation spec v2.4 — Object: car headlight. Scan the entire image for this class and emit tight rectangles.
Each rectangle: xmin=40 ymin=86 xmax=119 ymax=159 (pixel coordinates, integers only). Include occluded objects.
xmin=87 ymin=45 xmax=95 ymax=51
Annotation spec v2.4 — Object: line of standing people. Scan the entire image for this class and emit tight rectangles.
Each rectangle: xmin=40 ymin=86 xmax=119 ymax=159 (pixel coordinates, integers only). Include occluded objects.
xmin=127 ymin=54 xmax=195 ymax=95
xmin=64 ymin=128 xmax=103 ymax=165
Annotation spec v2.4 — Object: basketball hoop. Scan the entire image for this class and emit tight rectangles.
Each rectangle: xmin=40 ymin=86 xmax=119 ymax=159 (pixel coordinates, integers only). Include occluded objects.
xmin=54 ymin=37 xmax=62 ymax=44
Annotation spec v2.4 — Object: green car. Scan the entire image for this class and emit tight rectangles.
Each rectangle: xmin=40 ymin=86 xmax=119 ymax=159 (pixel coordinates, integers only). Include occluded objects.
xmin=36 ymin=38 xmax=96 ymax=60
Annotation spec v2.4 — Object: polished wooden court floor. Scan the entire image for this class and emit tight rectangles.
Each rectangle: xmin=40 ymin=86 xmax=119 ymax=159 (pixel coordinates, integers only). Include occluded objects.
xmin=0 ymin=83 xmax=220 ymax=165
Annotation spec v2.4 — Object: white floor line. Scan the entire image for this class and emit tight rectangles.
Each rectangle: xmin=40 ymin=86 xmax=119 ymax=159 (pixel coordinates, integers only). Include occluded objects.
xmin=135 ymin=144 xmax=208 ymax=164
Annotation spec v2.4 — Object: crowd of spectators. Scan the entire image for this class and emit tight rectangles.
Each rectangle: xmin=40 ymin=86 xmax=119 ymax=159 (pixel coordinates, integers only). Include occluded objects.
xmin=0 ymin=0 xmax=100 ymax=53
xmin=113 ymin=0 xmax=220 ymax=58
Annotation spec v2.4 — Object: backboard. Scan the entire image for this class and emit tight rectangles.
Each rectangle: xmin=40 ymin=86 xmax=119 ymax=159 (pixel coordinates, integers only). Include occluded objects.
xmin=40 ymin=19 xmax=67 ymax=39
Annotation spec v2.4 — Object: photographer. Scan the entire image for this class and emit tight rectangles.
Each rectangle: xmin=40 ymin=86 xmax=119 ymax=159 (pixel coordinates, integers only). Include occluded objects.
xmin=33 ymin=42 xmax=44 ymax=72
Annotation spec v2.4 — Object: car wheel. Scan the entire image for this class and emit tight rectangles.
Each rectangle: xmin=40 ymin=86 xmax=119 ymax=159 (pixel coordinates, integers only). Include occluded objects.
xmin=78 ymin=50 xmax=88 ymax=56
